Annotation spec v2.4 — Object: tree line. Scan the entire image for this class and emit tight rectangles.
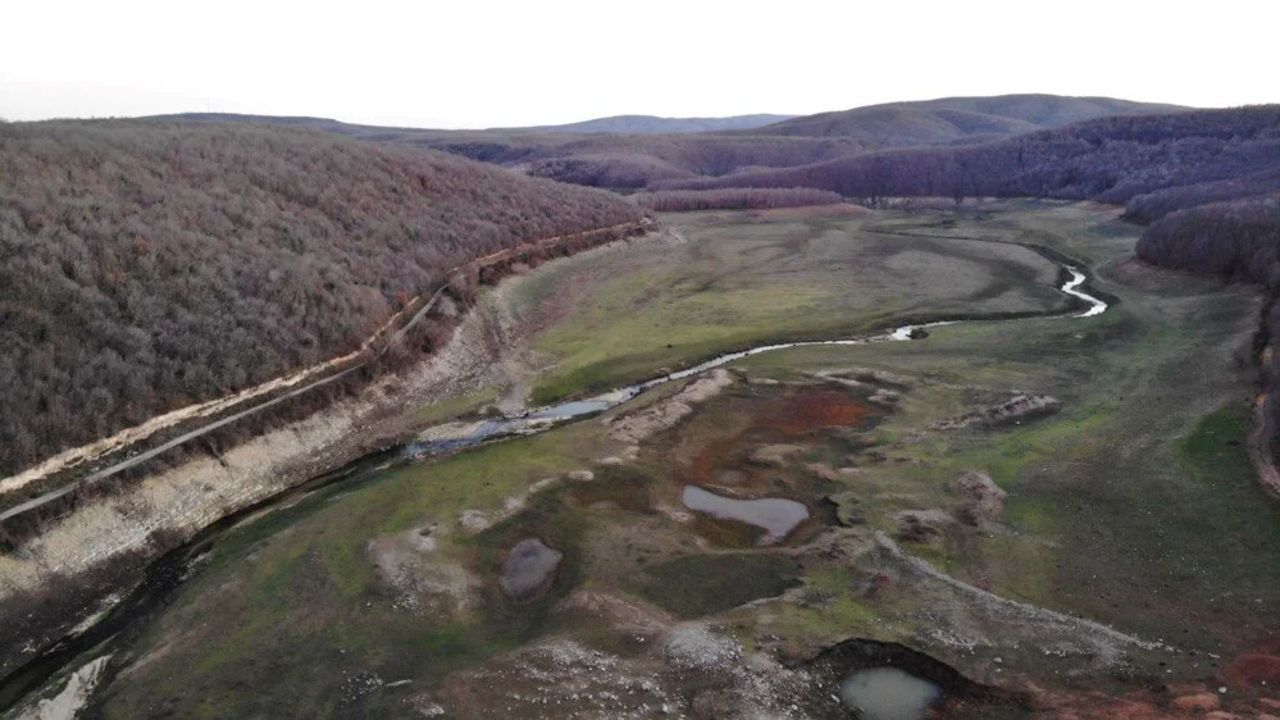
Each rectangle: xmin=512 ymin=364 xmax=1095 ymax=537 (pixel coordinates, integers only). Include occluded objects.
xmin=630 ymin=188 xmax=844 ymax=211
xmin=652 ymin=106 xmax=1280 ymax=211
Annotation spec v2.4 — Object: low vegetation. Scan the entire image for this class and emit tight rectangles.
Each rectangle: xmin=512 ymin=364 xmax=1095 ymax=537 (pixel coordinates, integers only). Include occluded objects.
xmin=0 ymin=120 xmax=642 ymax=476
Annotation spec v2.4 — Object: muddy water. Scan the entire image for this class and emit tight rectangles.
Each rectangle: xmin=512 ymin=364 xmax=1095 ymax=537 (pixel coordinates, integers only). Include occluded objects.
xmin=0 ymin=257 xmax=1108 ymax=713
xmin=681 ymin=486 xmax=809 ymax=545
xmin=839 ymin=667 xmax=941 ymax=720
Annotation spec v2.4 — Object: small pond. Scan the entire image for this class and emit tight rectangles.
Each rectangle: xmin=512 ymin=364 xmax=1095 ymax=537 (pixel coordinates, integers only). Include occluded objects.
xmin=681 ymin=485 xmax=809 ymax=545
xmin=839 ymin=667 xmax=941 ymax=720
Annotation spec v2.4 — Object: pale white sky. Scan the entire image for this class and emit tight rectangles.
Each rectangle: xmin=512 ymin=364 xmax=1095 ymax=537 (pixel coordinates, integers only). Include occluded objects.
xmin=2 ymin=0 xmax=1275 ymax=128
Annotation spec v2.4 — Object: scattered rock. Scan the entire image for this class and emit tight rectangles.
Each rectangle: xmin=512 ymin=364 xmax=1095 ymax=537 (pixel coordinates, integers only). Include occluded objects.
xmin=951 ymin=471 xmax=1006 ymax=524
xmin=868 ymin=388 xmax=902 ymax=406
xmin=805 ymin=463 xmax=841 ymax=482
xmin=499 ymin=538 xmax=563 ymax=601
xmin=934 ymin=393 xmax=1062 ymax=430
xmin=458 ymin=509 xmax=492 ymax=533
xmin=853 ymin=368 xmax=912 ymax=389
xmin=663 ymin=625 xmax=743 ymax=672
xmin=368 ymin=526 xmax=479 ymax=615
xmin=894 ymin=509 xmax=955 ymax=544
xmin=408 ymin=697 xmax=446 ymax=717
xmin=567 ymin=469 xmax=595 ymax=482
xmin=827 ymin=492 xmax=865 ymax=526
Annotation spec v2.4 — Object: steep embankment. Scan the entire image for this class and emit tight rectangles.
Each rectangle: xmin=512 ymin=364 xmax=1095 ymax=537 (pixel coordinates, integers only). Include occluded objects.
xmin=0 ymin=120 xmax=643 ymax=478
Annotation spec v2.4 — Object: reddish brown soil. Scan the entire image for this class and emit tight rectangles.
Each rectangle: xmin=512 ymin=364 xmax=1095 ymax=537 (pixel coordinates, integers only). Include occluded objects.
xmin=761 ymin=386 xmax=877 ymax=434
xmin=1221 ymin=648 xmax=1280 ymax=691
xmin=668 ymin=384 xmax=878 ymax=547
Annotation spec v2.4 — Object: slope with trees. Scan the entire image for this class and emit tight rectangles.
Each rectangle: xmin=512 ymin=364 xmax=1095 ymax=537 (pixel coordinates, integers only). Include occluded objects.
xmin=0 ymin=120 xmax=643 ymax=477
xmin=654 ymin=106 xmax=1280 ymax=207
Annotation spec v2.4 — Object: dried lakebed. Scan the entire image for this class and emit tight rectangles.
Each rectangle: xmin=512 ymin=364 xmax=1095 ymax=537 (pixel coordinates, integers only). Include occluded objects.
xmin=0 ymin=237 xmax=1108 ymax=718
xmin=58 ymin=206 xmax=1280 ymax=718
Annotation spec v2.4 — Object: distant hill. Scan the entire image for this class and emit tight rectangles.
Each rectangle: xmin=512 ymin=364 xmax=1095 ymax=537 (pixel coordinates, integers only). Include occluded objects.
xmin=145 ymin=95 xmax=1193 ymax=190
xmin=496 ymin=114 xmax=798 ymax=134
xmin=656 ymin=106 xmax=1280 ymax=208
xmin=746 ymin=94 xmax=1187 ymax=145
xmin=147 ymin=112 xmax=799 ymax=137
xmin=0 ymin=119 xmax=641 ymax=475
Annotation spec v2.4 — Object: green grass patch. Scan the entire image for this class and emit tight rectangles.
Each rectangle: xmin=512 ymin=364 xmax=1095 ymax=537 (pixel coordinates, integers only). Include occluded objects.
xmin=632 ymin=553 xmax=803 ymax=618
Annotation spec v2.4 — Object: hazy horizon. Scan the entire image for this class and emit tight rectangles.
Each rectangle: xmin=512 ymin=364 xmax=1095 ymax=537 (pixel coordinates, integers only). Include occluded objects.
xmin=3 ymin=0 xmax=1277 ymax=129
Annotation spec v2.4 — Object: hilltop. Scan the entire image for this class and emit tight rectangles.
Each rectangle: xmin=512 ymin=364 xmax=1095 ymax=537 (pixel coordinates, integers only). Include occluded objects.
xmin=493 ymin=113 xmax=798 ymax=134
xmin=148 ymin=95 xmax=1184 ymax=189
xmin=743 ymin=93 xmax=1185 ymax=144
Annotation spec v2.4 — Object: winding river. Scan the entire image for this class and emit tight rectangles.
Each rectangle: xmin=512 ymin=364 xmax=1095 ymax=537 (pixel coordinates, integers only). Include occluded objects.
xmin=407 ymin=265 xmax=1105 ymax=453
xmin=0 ymin=257 xmax=1108 ymax=715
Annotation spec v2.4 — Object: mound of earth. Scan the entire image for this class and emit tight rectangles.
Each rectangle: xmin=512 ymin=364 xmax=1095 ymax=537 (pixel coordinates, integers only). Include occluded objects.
xmin=934 ymin=393 xmax=1062 ymax=430
xmin=951 ymin=471 xmax=1006 ymax=524
xmin=500 ymin=538 xmax=563 ymax=601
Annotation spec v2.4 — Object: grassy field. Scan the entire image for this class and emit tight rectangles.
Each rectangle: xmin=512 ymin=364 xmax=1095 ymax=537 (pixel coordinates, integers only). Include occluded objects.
xmin=511 ymin=206 xmax=1066 ymax=403
xmin=80 ymin=202 xmax=1280 ymax=718
xmin=734 ymin=203 xmax=1280 ymax=649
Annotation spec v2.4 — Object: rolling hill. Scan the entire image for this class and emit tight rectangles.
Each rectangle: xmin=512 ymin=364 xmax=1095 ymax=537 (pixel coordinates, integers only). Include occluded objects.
xmin=494 ymin=113 xmax=798 ymax=134
xmin=149 ymin=95 xmax=1185 ymax=190
xmin=745 ymin=94 xmax=1186 ymax=143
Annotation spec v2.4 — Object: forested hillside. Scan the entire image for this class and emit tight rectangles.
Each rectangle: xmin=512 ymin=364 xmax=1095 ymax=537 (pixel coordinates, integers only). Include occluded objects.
xmin=654 ymin=106 xmax=1280 ymax=209
xmin=1136 ymin=194 xmax=1280 ymax=283
xmin=0 ymin=120 xmax=642 ymax=476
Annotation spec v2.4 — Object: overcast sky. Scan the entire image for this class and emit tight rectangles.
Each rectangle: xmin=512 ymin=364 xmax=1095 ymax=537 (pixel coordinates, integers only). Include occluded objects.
xmin=3 ymin=0 xmax=1276 ymax=129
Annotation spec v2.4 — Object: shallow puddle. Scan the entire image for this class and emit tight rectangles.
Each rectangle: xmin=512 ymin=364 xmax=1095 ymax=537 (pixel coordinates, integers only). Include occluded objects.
xmin=839 ymin=667 xmax=940 ymax=720
xmin=681 ymin=486 xmax=808 ymax=545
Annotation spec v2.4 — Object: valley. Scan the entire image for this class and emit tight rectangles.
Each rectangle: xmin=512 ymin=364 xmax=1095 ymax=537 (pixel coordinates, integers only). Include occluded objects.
xmin=12 ymin=202 xmax=1278 ymax=718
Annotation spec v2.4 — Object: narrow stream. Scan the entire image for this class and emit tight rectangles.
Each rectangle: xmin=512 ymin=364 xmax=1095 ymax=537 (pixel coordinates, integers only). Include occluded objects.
xmin=407 ymin=264 xmax=1106 ymax=452
xmin=0 ymin=261 xmax=1107 ymax=715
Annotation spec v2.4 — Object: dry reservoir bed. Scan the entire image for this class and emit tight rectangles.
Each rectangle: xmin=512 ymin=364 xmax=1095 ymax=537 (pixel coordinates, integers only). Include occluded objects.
xmin=11 ymin=202 xmax=1280 ymax=720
